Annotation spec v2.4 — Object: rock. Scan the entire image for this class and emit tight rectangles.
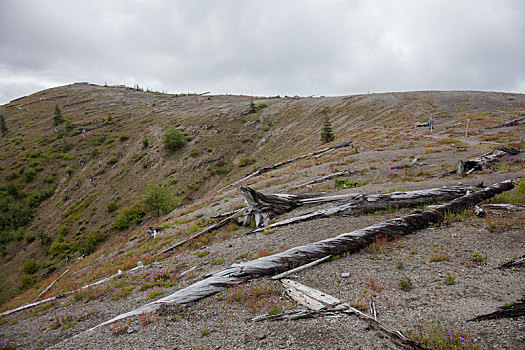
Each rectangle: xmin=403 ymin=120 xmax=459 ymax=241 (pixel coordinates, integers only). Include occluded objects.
xmin=341 ymin=272 xmax=350 ymax=278
xmin=127 ymin=327 xmax=134 ymax=334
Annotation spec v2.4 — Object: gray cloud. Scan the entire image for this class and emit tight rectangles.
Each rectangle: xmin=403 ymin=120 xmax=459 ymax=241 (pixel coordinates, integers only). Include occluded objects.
xmin=1 ymin=0 xmax=524 ymax=104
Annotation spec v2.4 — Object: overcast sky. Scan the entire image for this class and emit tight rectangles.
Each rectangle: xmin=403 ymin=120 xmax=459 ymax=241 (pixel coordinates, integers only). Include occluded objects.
xmin=1 ymin=0 xmax=524 ymax=104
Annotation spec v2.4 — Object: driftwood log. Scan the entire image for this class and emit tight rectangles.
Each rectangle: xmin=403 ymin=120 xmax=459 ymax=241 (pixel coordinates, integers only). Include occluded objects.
xmin=217 ymin=141 xmax=353 ymax=193
xmin=470 ymin=295 xmax=525 ymax=321
xmin=245 ymin=183 xmax=485 ymax=232
xmin=77 ymin=180 xmax=514 ymax=333
xmin=252 ymin=279 xmax=422 ymax=350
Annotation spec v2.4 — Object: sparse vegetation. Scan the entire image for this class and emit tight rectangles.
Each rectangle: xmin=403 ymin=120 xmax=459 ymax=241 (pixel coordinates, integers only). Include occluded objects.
xmin=399 ymin=277 xmax=413 ymax=291
xmin=0 ymin=114 xmax=8 ymax=136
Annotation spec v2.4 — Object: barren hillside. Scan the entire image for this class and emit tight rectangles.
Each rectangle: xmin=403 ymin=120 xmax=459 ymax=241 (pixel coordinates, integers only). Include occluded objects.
xmin=0 ymin=84 xmax=524 ymax=349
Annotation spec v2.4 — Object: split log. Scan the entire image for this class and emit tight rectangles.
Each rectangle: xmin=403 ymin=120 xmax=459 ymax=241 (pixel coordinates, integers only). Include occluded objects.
xmin=247 ymin=183 xmax=486 ymax=233
xmin=469 ymin=295 xmax=525 ymax=321
xmin=486 ymin=114 xmax=525 ymax=129
xmin=216 ymin=141 xmax=353 ymax=193
xmin=256 ymin=279 xmax=422 ymax=350
xmin=294 ymin=169 xmax=356 ymax=189
xmin=498 ymin=255 xmax=525 ymax=269
xmin=76 ymin=180 xmax=514 ymax=333
xmin=240 ymin=186 xmax=361 ymax=227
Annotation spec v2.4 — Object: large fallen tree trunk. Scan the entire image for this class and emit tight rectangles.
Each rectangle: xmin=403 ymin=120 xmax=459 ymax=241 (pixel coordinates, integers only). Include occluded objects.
xmin=455 ymin=147 xmax=521 ymax=176
xmin=239 ymin=186 xmax=362 ymax=227
xmin=76 ymin=180 xmax=513 ymax=334
xmin=245 ymin=183 xmax=485 ymax=231
xmin=469 ymin=295 xmax=525 ymax=321
xmin=217 ymin=141 xmax=353 ymax=193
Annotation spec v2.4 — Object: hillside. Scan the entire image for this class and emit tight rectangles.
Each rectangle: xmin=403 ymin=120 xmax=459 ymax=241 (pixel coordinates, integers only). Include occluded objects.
xmin=0 ymin=84 xmax=524 ymax=349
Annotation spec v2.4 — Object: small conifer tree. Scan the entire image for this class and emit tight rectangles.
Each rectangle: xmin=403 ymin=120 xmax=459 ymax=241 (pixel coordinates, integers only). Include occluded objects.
xmin=53 ymin=104 xmax=64 ymax=126
xmin=320 ymin=115 xmax=335 ymax=143
xmin=0 ymin=114 xmax=8 ymax=136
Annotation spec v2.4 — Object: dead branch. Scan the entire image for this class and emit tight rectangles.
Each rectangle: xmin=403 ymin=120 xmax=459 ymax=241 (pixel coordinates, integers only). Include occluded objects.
xmin=272 ymin=255 xmax=332 ymax=280
xmin=216 ymin=141 xmax=353 ymax=193
xmin=247 ymin=183 xmax=485 ymax=233
xmin=294 ymin=169 xmax=356 ymax=188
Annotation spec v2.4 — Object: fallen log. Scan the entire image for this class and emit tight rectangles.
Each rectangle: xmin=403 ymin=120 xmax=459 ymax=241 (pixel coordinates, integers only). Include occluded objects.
xmin=486 ymin=114 xmax=525 ymax=129
xmin=293 ymin=169 xmax=356 ymax=189
xmin=498 ymin=255 xmax=525 ymax=269
xmin=455 ymin=147 xmax=522 ymax=176
xmin=240 ymin=186 xmax=361 ymax=227
xmin=247 ymin=183 xmax=486 ymax=233
xmin=216 ymin=141 xmax=353 ymax=193
xmin=469 ymin=295 xmax=525 ymax=321
xmin=32 ymin=268 xmax=69 ymax=303
xmin=75 ymin=180 xmax=513 ymax=334
xmin=159 ymin=211 xmax=240 ymax=255
xmin=254 ymin=279 xmax=422 ymax=349
xmin=0 ymin=262 xmax=144 ymax=317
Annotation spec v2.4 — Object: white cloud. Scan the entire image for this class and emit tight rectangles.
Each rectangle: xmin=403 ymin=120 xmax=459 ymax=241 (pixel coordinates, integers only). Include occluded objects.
xmin=1 ymin=0 xmax=524 ymax=104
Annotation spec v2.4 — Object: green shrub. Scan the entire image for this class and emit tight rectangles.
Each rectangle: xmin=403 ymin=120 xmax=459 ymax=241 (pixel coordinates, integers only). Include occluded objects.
xmin=162 ymin=127 xmax=186 ymax=150
xmin=80 ymin=230 xmax=107 ymax=255
xmin=238 ymin=158 xmax=255 ymax=167
xmin=141 ymin=182 xmax=181 ymax=217
xmin=215 ymin=167 xmax=229 ymax=175
xmin=141 ymin=136 xmax=149 ymax=149
xmin=399 ymin=277 xmax=413 ymax=291
xmin=22 ymin=260 xmax=39 ymax=274
xmin=6 ymin=170 xmax=18 ymax=181
xmin=19 ymin=274 xmax=36 ymax=291
xmin=107 ymin=201 xmax=117 ymax=213
xmin=119 ymin=134 xmax=129 ymax=141
xmin=114 ymin=205 xmax=145 ymax=230
xmin=23 ymin=168 xmax=37 ymax=182
xmin=107 ymin=156 xmax=118 ymax=165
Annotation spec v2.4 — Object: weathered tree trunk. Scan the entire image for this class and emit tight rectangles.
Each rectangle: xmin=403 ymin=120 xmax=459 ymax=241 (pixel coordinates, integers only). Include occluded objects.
xmin=459 ymin=147 xmax=522 ymax=175
xmin=487 ymin=114 xmax=525 ymax=129
xmin=217 ymin=141 xmax=353 ymax=193
xmin=239 ymin=186 xmax=361 ymax=227
xmin=294 ymin=169 xmax=356 ymax=188
xmin=470 ymin=295 xmax=525 ymax=321
xmin=498 ymin=255 xmax=525 ymax=269
xmin=245 ymin=183 xmax=485 ymax=232
xmin=80 ymin=180 xmax=514 ymax=332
